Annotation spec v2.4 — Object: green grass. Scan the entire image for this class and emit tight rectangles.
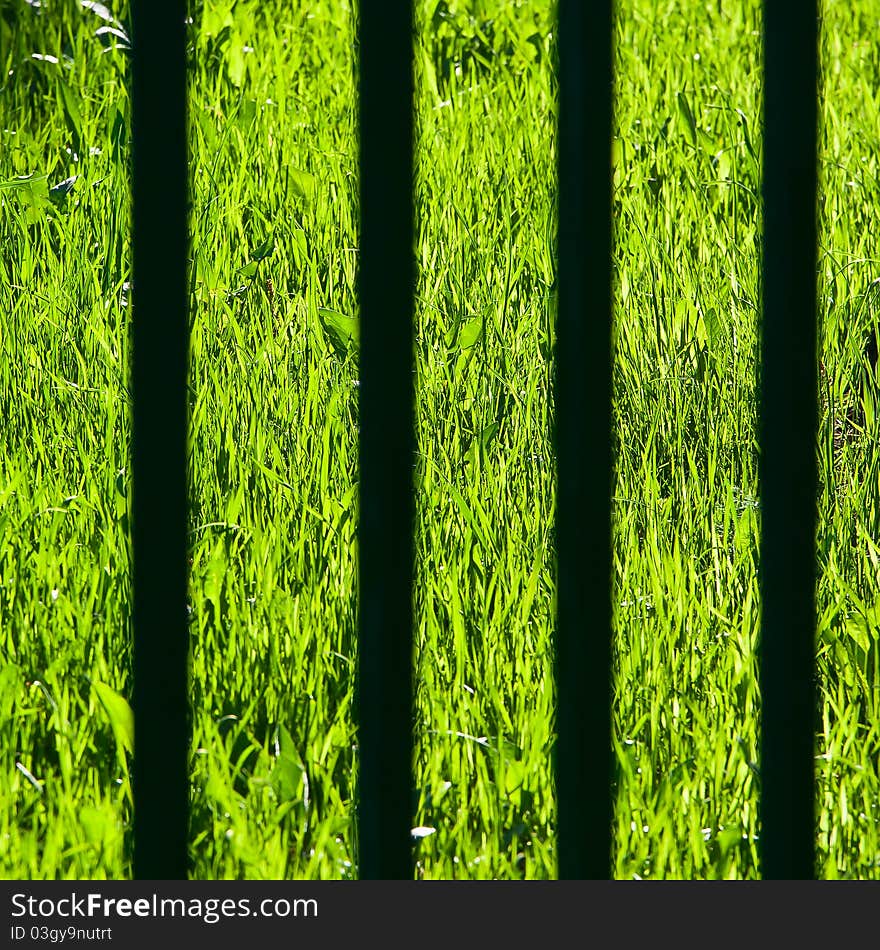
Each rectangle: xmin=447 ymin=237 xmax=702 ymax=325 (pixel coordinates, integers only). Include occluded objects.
xmin=0 ymin=0 xmax=878 ymax=879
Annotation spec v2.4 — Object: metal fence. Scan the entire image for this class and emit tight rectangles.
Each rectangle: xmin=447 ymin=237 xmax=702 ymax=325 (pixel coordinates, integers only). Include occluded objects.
xmin=130 ymin=0 xmax=818 ymax=879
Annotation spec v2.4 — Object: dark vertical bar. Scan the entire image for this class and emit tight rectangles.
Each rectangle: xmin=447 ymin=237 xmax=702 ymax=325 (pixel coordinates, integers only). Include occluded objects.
xmin=357 ymin=1 xmax=415 ymax=879
xmin=759 ymin=1 xmax=818 ymax=879
xmin=555 ymin=0 xmax=615 ymax=879
xmin=130 ymin=0 xmax=190 ymax=879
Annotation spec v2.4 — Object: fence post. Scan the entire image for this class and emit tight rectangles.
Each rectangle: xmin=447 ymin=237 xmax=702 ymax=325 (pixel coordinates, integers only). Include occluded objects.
xmin=130 ymin=0 xmax=191 ymax=879
xmin=555 ymin=0 xmax=615 ymax=879
xmin=357 ymin=0 xmax=416 ymax=880
xmin=759 ymin=0 xmax=818 ymax=879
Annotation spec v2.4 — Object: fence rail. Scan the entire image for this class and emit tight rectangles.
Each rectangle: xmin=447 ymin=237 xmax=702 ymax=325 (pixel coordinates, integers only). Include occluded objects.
xmin=129 ymin=0 xmax=819 ymax=879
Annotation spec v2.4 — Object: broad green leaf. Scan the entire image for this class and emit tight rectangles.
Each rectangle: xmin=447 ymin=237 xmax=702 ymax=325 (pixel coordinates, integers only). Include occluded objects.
xmin=204 ymin=540 xmax=227 ymax=614
xmin=716 ymin=826 xmax=743 ymax=860
xmin=92 ymin=680 xmax=134 ymax=755
xmin=465 ymin=421 xmax=499 ymax=466
xmin=447 ymin=314 xmax=484 ymax=376
xmin=432 ymin=779 xmax=452 ymax=805
xmin=0 ymin=174 xmax=49 ymax=201
xmin=270 ymin=726 xmax=305 ymax=802
xmin=227 ymin=34 xmax=245 ymax=86
xmin=201 ymin=4 xmax=233 ymax=38
xmin=225 ymin=487 xmax=244 ymax=525
xmin=236 ymin=97 xmax=258 ymax=129
xmin=318 ymin=307 xmax=359 ymax=358
xmin=704 ymin=307 xmax=721 ymax=351
xmin=57 ymin=79 xmax=82 ymax=147
xmin=0 ymin=175 xmax=44 ymax=192
xmin=250 ymin=234 xmax=274 ymax=261
xmin=456 ymin=314 xmax=483 ymax=350
xmin=504 ymin=759 xmax=526 ymax=797
xmin=846 ymin=615 xmax=871 ymax=654
xmin=289 ymin=168 xmax=316 ymax=204
xmin=0 ymin=663 xmax=23 ymax=719
xmin=79 ymin=805 xmax=114 ymax=845
xmin=677 ymin=90 xmax=697 ymax=147
xmin=291 ymin=228 xmax=308 ymax=268
xmin=1 ymin=174 xmax=54 ymax=223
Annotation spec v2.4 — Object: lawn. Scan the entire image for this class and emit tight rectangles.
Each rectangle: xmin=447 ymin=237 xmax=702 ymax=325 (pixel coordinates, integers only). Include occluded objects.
xmin=0 ymin=0 xmax=878 ymax=879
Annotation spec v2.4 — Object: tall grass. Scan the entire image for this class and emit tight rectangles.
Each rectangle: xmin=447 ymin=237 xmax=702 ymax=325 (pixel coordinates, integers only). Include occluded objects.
xmin=0 ymin=0 xmax=877 ymax=879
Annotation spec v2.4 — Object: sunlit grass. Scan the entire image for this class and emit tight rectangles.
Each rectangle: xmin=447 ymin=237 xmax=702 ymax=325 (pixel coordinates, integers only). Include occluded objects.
xmin=0 ymin=0 xmax=878 ymax=879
